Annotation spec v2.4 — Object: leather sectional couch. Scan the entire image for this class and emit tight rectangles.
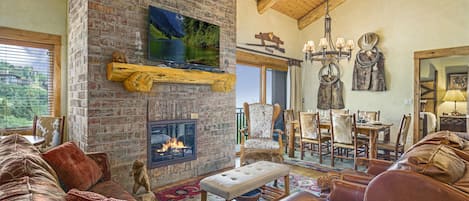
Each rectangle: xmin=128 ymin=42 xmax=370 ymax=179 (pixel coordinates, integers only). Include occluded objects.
xmin=282 ymin=131 xmax=469 ymax=201
xmin=0 ymin=134 xmax=135 ymax=200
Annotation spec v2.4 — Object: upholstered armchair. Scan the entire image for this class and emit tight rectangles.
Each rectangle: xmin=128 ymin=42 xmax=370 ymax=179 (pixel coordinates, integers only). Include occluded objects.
xmin=240 ymin=102 xmax=285 ymax=165
xmin=32 ymin=115 xmax=65 ymax=151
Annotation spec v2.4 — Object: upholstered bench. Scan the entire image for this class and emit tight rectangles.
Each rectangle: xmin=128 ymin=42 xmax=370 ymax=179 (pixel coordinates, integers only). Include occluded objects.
xmin=200 ymin=161 xmax=290 ymax=201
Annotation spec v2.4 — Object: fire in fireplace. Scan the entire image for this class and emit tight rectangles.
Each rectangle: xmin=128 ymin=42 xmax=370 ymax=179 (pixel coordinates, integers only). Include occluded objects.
xmin=147 ymin=119 xmax=197 ymax=168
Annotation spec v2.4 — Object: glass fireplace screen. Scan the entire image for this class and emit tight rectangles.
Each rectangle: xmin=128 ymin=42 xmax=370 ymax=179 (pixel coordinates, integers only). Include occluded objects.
xmin=147 ymin=119 xmax=197 ymax=168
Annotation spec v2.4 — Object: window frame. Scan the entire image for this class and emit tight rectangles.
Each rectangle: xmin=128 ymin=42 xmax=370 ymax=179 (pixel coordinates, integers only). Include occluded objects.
xmin=236 ymin=50 xmax=288 ymax=104
xmin=0 ymin=27 xmax=61 ymax=132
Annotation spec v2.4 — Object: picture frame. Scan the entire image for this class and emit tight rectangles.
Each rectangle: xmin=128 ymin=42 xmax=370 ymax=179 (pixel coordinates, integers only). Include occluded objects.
xmin=447 ymin=72 xmax=467 ymax=90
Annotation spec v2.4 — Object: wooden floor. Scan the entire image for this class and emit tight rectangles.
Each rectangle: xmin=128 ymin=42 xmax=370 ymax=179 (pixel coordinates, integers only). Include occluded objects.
xmin=290 ymin=163 xmax=326 ymax=178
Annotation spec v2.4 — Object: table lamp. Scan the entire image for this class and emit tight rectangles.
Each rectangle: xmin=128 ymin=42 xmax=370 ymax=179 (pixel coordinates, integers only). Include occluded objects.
xmin=442 ymin=89 xmax=466 ymax=116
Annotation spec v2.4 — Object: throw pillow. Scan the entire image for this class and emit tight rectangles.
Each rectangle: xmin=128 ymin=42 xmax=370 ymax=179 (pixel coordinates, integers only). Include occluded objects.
xmin=66 ymin=189 xmax=126 ymax=201
xmin=42 ymin=142 xmax=103 ymax=191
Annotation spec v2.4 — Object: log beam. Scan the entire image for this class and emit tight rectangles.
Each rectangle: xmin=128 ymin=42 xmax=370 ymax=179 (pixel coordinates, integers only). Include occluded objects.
xmin=298 ymin=0 xmax=345 ymax=30
xmin=107 ymin=62 xmax=236 ymax=92
xmin=257 ymin=0 xmax=279 ymax=14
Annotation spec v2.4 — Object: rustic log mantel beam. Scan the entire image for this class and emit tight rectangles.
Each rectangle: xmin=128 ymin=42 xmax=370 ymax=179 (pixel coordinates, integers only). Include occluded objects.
xmin=106 ymin=62 xmax=236 ymax=92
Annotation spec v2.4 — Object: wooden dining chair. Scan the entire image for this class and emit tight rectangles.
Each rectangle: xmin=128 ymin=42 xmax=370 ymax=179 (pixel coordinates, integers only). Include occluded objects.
xmin=357 ymin=110 xmax=380 ymax=122
xmin=356 ymin=110 xmax=381 ymax=152
xmin=32 ymin=115 xmax=66 ymax=151
xmin=330 ymin=113 xmax=364 ymax=169
xmin=377 ymin=114 xmax=412 ymax=161
xmin=283 ymin=109 xmax=300 ymax=153
xmin=298 ymin=112 xmax=330 ymax=163
xmin=317 ymin=109 xmax=349 ymax=122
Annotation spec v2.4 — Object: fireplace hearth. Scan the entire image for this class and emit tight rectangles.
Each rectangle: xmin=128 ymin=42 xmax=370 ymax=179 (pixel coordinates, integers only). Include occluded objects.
xmin=147 ymin=119 xmax=197 ymax=168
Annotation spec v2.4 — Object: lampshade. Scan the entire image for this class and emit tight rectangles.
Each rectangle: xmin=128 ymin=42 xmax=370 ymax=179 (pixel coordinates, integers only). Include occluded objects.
xmin=442 ymin=90 xmax=466 ymax=102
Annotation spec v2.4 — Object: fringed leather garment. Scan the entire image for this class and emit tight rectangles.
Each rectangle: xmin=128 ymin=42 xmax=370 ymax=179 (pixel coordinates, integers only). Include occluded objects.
xmin=352 ymin=51 xmax=386 ymax=91
xmin=317 ymin=75 xmax=345 ymax=110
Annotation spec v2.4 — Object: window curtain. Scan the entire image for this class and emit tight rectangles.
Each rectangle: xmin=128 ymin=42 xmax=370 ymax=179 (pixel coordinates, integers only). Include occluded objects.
xmin=288 ymin=59 xmax=303 ymax=117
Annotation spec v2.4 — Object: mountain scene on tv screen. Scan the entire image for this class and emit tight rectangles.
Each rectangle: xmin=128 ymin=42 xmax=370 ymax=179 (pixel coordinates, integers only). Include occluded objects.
xmin=148 ymin=6 xmax=220 ymax=68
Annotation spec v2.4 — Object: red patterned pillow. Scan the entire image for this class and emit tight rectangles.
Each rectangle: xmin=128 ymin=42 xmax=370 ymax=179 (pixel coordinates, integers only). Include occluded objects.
xmin=42 ymin=142 xmax=103 ymax=191
xmin=66 ymin=189 xmax=126 ymax=201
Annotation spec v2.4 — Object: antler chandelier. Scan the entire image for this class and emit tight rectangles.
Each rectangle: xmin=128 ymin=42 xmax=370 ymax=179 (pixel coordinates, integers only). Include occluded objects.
xmin=302 ymin=0 xmax=354 ymax=63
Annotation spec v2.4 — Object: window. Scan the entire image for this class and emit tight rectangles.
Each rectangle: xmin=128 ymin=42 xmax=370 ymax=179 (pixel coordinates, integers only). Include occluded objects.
xmin=0 ymin=27 xmax=61 ymax=130
xmin=236 ymin=65 xmax=261 ymax=107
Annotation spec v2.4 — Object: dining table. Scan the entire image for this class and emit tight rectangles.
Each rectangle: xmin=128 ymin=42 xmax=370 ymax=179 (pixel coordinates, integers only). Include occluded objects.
xmin=287 ymin=120 xmax=392 ymax=159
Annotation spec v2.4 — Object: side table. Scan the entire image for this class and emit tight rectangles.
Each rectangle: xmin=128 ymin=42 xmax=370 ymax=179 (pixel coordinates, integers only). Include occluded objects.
xmin=439 ymin=115 xmax=467 ymax=132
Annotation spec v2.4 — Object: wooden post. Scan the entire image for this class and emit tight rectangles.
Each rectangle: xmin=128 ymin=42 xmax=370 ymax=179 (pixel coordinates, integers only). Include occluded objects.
xmin=201 ymin=191 xmax=207 ymax=201
xmin=261 ymin=66 xmax=267 ymax=104
xmin=284 ymin=174 xmax=290 ymax=195
xmin=288 ymin=121 xmax=295 ymax=158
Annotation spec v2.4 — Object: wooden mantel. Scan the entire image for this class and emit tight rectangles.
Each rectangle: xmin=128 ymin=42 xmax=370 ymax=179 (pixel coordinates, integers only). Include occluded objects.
xmin=106 ymin=62 xmax=236 ymax=92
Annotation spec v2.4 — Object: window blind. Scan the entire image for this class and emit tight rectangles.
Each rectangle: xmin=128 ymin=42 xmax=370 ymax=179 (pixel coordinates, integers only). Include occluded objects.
xmin=0 ymin=40 xmax=54 ymax=129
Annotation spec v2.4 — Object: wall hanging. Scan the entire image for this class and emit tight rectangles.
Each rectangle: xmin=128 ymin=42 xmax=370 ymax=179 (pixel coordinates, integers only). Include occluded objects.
xmin=246 ymin=32 xmax=285 ymax=53
xmin=352 ymin=32 xmax=386 ymax=91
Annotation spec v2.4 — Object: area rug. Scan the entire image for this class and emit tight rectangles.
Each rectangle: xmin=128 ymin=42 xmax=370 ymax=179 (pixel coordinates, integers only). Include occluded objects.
xmin=154 ymin=173 xmax=320 ymax=201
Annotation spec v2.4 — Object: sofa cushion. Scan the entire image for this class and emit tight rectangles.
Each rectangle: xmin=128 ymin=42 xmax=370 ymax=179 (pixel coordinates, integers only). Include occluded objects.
xmin=414 ymin=131 xmax=465 ymax=150
xmin=390 ymin=144 xmax=465 ymax=184
xmin=0 ymin=176 xmax=66 ymax=200
xmin=453 ymin=161 xmax=469 ymax=194
xmin=65 ymin=189 xmax=126 ymax=201
xmin=89 ymin=181 xmax=137 ymax=201
xmin=0 ymin=134 xmax=60 ymax=185
xmin=0 ymin=134 xmax=66 ymax=200
xmin=42 ymin=142 xmax=103 ymax=191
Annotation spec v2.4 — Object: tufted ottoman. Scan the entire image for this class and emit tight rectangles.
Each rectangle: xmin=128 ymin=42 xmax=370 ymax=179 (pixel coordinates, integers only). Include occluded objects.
xmin=200 ymin=161 xmax=290 ymax=201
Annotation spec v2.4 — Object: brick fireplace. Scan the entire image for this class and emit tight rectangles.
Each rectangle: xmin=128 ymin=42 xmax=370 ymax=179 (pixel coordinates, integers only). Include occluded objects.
xmin=67 ymin=0 xmax=236 ymax=191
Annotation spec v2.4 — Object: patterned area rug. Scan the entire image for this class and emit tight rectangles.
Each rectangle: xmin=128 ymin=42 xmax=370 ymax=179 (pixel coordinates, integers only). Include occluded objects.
xmin=154 ymin=173 xmax=320 ymax=201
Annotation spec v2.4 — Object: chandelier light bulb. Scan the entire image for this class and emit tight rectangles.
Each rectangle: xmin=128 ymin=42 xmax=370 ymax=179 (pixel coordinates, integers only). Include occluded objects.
xmin=346 ymin=39 xmax=354 ymax=50
xmin=319 ymin=38 xmax=328 ymax=49
xmin=336 ymin=38 xmax=345 ymax=49
xmin=307 ymin=40 xmax=315 ymax=51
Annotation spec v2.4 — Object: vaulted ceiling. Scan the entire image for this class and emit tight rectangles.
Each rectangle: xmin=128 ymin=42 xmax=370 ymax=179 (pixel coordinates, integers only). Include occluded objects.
xmin=257 ymin=0 xmax=345 ymax=30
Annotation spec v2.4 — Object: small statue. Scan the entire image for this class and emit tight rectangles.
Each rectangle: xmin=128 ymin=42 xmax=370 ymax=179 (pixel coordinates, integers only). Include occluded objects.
xmin=130 ymin=160 xmax=151 ymax=194
xmin=112 ymin=51 xmax=128 ymax=63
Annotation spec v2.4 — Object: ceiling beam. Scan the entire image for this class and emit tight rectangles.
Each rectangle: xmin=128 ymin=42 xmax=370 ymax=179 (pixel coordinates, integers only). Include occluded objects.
xmin=298 ymin=0 xmax=345 ymax=30
xmin=257 ymin=0 xmax=279 ymax=14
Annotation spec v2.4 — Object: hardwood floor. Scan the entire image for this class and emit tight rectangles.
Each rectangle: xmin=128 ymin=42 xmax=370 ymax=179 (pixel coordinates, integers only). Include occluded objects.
xmin=290 ymin=164 xmax=326 ymax=178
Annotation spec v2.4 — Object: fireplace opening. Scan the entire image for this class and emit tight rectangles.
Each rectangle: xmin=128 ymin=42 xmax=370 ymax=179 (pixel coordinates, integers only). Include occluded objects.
xmin=147 ymin=119 xmax=197 ymax=168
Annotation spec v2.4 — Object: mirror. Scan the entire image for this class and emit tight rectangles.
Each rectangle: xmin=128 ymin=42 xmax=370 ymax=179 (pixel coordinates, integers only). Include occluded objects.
xmin=414 ymin=46 xmax=469 ymax=144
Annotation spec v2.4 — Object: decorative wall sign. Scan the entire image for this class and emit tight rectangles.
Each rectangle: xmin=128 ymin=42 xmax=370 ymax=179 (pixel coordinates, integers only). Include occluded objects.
xmin=447 ymin=73 xmax=467 ymax=90
xmin=246 ymin=32 xmax=285 ymax=53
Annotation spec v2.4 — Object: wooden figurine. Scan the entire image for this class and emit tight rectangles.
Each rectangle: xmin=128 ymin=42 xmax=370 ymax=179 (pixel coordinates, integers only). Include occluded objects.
xmin=112 ymin=51 xmax=128 ymax=63
xmin=130 ymin=160 xmax=151 ymax=194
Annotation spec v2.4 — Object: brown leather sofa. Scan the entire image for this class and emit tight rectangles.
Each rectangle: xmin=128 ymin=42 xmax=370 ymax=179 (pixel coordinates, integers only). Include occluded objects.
xmin=282 ymin=131 xmax=469 ymax=201
xmin=0 ymin=134 xmax=135 ymax=200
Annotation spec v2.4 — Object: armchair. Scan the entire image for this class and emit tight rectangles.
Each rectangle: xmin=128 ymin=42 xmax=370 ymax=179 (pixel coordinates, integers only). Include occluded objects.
xmin=240 ymin=102 xmax=285 ymax=165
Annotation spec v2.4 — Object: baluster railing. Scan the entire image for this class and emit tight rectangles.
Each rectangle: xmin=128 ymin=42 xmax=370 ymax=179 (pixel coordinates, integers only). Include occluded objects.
xmin=236 ymin=108 xmax=246 ymax=144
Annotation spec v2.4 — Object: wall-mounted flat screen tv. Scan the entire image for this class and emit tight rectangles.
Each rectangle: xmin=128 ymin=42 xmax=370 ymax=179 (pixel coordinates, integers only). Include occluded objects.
xmin=148 ymin=6 xmax=220 ymax=68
